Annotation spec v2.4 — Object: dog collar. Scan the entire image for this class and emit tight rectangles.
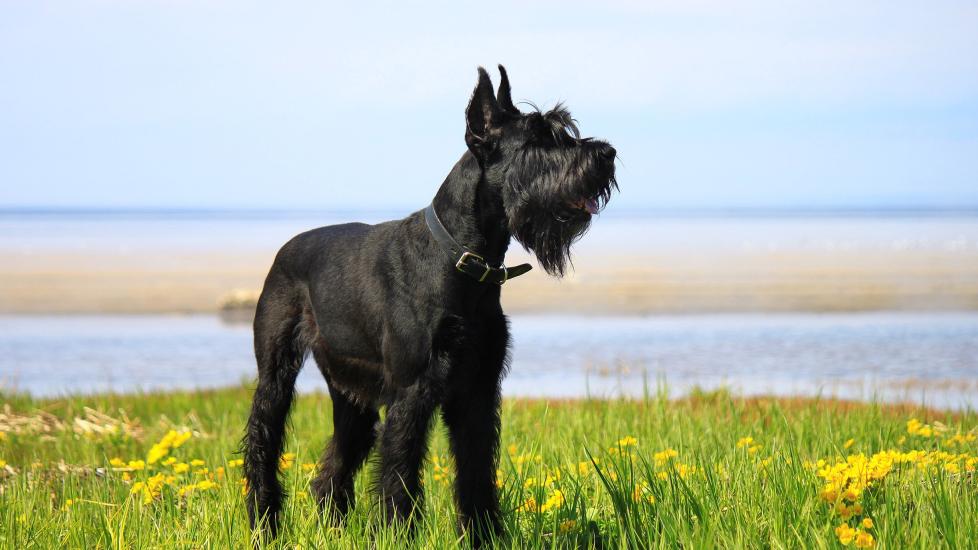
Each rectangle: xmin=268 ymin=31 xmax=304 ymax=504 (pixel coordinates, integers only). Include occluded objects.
xmin=424 ymin=204 xmax=532 ymax=285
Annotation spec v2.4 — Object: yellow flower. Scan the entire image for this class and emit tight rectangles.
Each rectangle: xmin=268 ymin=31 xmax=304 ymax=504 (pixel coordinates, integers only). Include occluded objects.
xmin=109 ymin=457 xmax=125 ymax=468
xmin=162 ymin=457 xmax=177 ymax=466
xmin=835 ymin=523 xmax=857 ymax=545
xmin=190 ymin=459 xmax=205 ymax=467
xmin=279 ymin=453 xmax=296 ymax=470
xmin=146 ymin=444 xmax=169 ymax=464
xmin=653 ymin=448 xmax=678 ymax=465
xmin=227 ymin=459 xmax=244 ymax=468
xmin=507 ymin=444 xmax=517 ymax=456
xmin=301 ymin=463 xmax=316 ymax=472
xmin=195 ymin=480 xmax=217 ymax=490
xmin=617 ymin=436 xmax=638 ymax=447
xmin=0 ymin=459 xmax=7 ymax=469
xmin=172 ymin=462 xmax=189 ymax=474
xmin=861 ymin=518 xmax=874 ymax=529
xmin=517 ymin=496 xmax=537 ymax=513
xmin=855 ymin=531 xmax=875 ymax=548
xmin=736 ymin=437 xmax=754 ymax=448
xmin=539 ymin=490 xmax=565 ymax=512
xmin=844 ymin=439 xmax=855 ymax=450
xmin=127 ymin=460 xmax=145 ymax=471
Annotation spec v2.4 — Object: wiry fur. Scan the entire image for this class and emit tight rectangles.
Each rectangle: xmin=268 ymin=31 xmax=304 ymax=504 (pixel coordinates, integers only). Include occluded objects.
xmin=242 ymin=65 xmax=617 ymax=547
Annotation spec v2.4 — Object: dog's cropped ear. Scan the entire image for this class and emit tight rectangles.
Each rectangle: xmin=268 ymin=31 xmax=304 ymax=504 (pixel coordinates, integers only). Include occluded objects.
xmin=496 ymin=65 xmax=518 ymax=114
xmin=465 ymin=67 xmax=502 ymax=158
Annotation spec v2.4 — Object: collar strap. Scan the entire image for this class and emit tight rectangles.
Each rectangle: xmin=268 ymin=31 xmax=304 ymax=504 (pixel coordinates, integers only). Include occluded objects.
xmin=424 ymin=204 xmax=532 ymax=285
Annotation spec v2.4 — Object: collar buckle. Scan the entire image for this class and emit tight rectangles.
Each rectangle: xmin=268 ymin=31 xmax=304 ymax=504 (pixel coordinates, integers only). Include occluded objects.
xmin=456 ymin=251 xmax=493 ymax=282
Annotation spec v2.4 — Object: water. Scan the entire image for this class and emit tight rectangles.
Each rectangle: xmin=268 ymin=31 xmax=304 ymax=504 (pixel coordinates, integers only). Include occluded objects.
xmin=2 ymin=313 xmax=976 ymax=409
xmin=3 ymin=208 xmax=978 ymax=257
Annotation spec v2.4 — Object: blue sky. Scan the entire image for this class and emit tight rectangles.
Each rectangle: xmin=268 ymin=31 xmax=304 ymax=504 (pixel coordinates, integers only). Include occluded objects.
xmin=1 ymin=1 xmax=976 ymax=210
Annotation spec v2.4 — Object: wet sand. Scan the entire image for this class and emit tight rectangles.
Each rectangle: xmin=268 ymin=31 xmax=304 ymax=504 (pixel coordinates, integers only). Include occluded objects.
xmin=2 ymin=247 xmax=976 ymax=314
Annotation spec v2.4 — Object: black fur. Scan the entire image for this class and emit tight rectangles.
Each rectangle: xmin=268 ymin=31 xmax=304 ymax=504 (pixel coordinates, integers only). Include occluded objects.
xmin=242 ymin=65 xmax=617 ymax=546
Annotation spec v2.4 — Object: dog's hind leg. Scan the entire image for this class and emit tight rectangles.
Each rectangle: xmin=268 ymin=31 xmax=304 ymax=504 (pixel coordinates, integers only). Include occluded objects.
xmin=310 ymin=347 xmax=379 ymax=522
xmin=243 ymin=277 xmax=309 ymax=538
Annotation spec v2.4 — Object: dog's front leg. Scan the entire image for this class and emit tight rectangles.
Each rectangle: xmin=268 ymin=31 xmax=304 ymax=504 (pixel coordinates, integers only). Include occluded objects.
xmin=442 ymin=379 xmax=503 ymax=547
xmin=377 ymin=380 xmax=438 ymax=528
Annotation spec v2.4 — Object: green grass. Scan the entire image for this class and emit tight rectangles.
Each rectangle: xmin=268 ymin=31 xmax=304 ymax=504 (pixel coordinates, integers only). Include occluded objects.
xmin=1 ymin=386 xmax=976 ymax=549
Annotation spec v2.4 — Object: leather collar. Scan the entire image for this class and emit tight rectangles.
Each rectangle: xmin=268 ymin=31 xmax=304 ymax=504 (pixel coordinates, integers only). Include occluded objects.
xmin=424 ymin=204 xmax=532 ymax=285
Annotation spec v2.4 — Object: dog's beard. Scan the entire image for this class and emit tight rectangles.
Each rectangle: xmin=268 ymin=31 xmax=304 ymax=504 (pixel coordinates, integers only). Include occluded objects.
xmin=503 ymin=148 xmax=616 ymax=277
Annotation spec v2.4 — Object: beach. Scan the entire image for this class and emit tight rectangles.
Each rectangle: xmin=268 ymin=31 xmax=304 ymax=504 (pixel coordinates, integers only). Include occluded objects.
xmin=2 ymin=211 xmax=977 ymax=314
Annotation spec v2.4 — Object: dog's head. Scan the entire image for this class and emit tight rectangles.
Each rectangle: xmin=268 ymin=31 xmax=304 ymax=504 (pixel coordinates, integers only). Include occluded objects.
xmin=465 ymin=66 xmax=618 ymax=277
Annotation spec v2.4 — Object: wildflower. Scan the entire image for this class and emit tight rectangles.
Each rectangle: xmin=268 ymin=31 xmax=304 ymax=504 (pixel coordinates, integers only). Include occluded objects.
xmin=172 ymin=462 xmax=189 ymax=474
xmin=862 ymin=518 xmax=874 ymax=529
xmin=539 ymin=490 xmax=565 ymax=512
xmin=301 ymin=463 xmax=316 ymax=472
xmin=127 ymin=460 xmax=145 ymax=471
xmin=162 ymin=457 xmax=177 ymax=466
xmin=736 ymin=437 xmax=754 ymax=448
xmin=146 ymin=444 xmax=169 ymax=464
xmin=577 ymin=461 xmax=592 ymax=476
xmin=855 ymin=531 xmax=875 ymax=548
xmin=517 ymin=496 xmax=537 ymax=513
xmin=190 ymin=459 xmax=205 ymax=467
xmin=507 ymin=444 xmax=517 ymax=456
xmin=559 ymin=519 xmax=576 ymax=533
xmin=653 ymin=448 xmax=678 ymax=465
xmin=844 ymin=439 xmax=855 ymax=450
xmin=279 ymin=453 xmax=295 ymax=470
xmin=835 ymin=523 xmax=857 ymax=545
xmin=617 ymin=436 xmax=638 ymax=447
xmin=228 ymin=458 xmax=244 ymax=468
xmin=240 ymin=477 xmax=248 ymax=496
xmin=62 ymin=499 xmax=74 ymax=511
xmin=495 ymin=469 xmax=504 ymax=488
xmin=109 ymin=457 xmax=125 ymax=468
xmin=0 ymin=459 xmax=6 ymax=469
xmin=195 ymin=480 xmax=217 ymax=490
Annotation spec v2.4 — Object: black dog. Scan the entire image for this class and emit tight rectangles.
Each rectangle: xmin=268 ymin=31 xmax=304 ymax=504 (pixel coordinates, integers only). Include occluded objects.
xmin=243 ymin=65 xmax=617 ymax=545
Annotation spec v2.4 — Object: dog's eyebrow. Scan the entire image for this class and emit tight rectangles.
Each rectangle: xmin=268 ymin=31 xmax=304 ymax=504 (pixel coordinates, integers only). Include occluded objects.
xmin=543 ymin=105 xmax=580 ymax=141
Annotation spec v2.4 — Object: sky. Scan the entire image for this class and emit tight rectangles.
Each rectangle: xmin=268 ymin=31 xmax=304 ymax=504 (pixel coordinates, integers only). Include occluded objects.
xmin=1 ymin=1 xmax=977 ymax=211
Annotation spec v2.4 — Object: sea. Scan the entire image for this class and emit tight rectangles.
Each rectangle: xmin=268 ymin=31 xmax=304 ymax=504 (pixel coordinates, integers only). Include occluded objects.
xmin=1 ymin=207 xmax=977 ymax=408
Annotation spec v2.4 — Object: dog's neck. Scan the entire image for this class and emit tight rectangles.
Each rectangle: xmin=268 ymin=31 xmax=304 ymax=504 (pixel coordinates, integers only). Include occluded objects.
xmin=431 ymin=151 xmax=511 ymax=264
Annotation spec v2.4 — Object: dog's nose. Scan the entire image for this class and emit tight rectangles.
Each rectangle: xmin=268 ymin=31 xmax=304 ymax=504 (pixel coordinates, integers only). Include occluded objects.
xmin=601 ymin=147 xmax=617 ymax=162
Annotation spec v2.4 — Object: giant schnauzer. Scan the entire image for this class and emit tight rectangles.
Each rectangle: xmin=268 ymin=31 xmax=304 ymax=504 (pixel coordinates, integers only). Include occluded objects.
xmin=243 ymin=65 xmax=617 ymax=545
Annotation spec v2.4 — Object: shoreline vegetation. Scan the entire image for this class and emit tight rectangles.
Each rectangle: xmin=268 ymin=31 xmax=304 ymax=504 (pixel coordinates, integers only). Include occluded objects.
xmin=2 ymin=248 xmax=977 ymax=314
xmin=1 ymin=387 xmax=976 ymax=548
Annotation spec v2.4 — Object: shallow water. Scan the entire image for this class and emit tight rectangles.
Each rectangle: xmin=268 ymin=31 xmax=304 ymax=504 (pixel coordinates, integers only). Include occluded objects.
xmin=1 ymin=313 xmax=976 ymax=409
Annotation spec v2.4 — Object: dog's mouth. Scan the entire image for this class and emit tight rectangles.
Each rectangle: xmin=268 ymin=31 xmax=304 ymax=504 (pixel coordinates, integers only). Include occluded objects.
xmin=570 ymin=196 xmax=601 ymax=215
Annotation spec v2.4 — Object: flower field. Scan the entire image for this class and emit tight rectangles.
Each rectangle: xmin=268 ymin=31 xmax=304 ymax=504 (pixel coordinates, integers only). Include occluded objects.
xmin=1 ymin=387 xmax=976 ymax=548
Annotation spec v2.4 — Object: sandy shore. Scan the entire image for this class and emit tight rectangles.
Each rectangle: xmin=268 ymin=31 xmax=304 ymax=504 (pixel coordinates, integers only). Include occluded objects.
xmin=2 ymin=247 xmax=976 ymax=314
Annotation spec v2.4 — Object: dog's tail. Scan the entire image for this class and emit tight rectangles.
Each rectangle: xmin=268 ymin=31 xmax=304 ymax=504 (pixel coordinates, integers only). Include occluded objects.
xmin=242 ymin=272 xmax=311 ymax=539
